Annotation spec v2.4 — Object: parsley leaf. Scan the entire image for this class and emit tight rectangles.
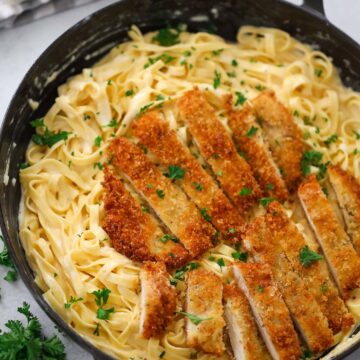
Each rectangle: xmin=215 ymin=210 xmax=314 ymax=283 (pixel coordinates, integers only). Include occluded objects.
xmin=156 ymin=189 xmax=165 ymax=198
xmin=217 ymin=258 xmax=225 ymax=268
xmin=232 ymin=251 xmax=249 ymax=262
xmin=299 ymin=245 xmax=323 ymax=267
xmin=166 ymin=165 xmax=185 ymax=180
xmin=259 ymin=197 xmax=275 ymax=207
xmin=231 ymin=59 xmax=238 ymax=67
xmin=257 ymin=284 xmax=264 ymax=293
xmin=91 ymin=288 xmax=115 ymax=321
xmin=239 ymin=187 xmax=252 ymax=196
xmin=246 ymin=126 xmax=258 ymax=137
xmin=64 ymin=296 xmax=83 ymax=309
xmin=32 ymin=128 xmax=70 ymax=147
xmin=30 ymin=118 xmax=44 ymax=128
xmin=152 ymin=27 xmax=180 ymax=46
xmin=314 ymin=68 xmax=323 ymax=77
xmin=235 ymin=91 xmax=247 ymax=106
xmin=192 ymin=182 xmax=203 ymax=191
xmin=0 ymin=235 xmax=17 ymax=282
xmin=159 ymin=234 xmax=179 ymax=243
xmin=301 ymin=151 xmax=323 ymax=176
xmin=200 ymin=208 xmax=212 ymax=222
xmin=139 ymin=102 xmax=154 ymax=116
xmin=212 ymin=48 xmax=224 ymax=56
xmin=103 ymin=119 xmax=118 ymax=128
xmin=125 ymin=89 xmax=135 ymax=97
xmin=173 ymin=262 xmax=199 ymax=281
xmin=324 ymin=134 xmax=338 ymax=148
xmin=213 ymin=70 xmax=221 ymax=89
xmin=94 ymin=136 xmax=102 ymax=147
xmin=176 ymin=311 xmax=212 ymax=325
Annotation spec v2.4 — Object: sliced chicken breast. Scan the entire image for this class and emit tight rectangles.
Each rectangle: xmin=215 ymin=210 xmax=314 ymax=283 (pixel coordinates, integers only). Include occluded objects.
xmin=328 ymin=165 xmax=360 ymax=255
xmin=178 ymin=87 xmax=262 ymax=216
xmin=298 ymin=174 xmax=360 ymax=297
xmin=185 ymin=268 xmax=225 ymax=355
xmin=233 ymin=262 xmax=301 ymax=360
xmin=140 ymin=261 xmax=177 ymax=338
xmin=110 ymin=137 xmax=214 ymax=258
xmin=223 ymin=283 xmax=272 ymax=360
xmin=252 ymin=91 xmax=304 ymax=192
xmin=226 ymin=102 xmax=288 ymax=202
xmin=243 ymin=214 xmax=334 ymax=354
xmin=132 ymin=110 xmax=245 ymax=244
xmin=103 ymin=169 xmax=189 ymax=268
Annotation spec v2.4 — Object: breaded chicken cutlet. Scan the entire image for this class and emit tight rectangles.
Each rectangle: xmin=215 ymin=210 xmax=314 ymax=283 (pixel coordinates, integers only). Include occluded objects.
xmin=233 ymin=263 xmax=301 ymax=360
xmin=328 ymin=165 xmax=360 ymax=255
xmin=102 ymin=170 xmax=189 ymax=268
xmin=298 ymin=174 xmax=360 ymax=297
xmin=110 ymin=137 xmax=214 ymax=258
xmin=140 ymin=261 xmax=177 ymax=338
xmin=132 ymin=110 xmax=245 ymax=243
xmin=252 ymin=91 xmax=304 ymax=192
xmin=178 ymin=88 xmax=262 ymax=216
xmin=185 ymin=268 xmax=225 ymax=356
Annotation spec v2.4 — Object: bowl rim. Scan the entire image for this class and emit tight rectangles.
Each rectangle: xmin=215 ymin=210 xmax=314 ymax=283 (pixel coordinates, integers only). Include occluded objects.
xmin=0 ymin=0 xmax=360 ymax=359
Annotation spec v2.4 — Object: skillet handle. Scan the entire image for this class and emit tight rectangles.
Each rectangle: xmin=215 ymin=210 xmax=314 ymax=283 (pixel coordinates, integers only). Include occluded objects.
xmin=302 ymin=0 xmax=326 ymax=17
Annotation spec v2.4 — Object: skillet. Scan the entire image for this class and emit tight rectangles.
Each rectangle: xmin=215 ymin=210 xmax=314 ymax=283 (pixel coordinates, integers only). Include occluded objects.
xmin=0 ymin=0 xmax=359 ymax=358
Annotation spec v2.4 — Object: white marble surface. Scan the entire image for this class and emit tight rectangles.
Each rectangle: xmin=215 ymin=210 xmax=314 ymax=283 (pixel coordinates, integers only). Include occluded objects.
xmin=0 ymin=0 xmax=359 ymax=359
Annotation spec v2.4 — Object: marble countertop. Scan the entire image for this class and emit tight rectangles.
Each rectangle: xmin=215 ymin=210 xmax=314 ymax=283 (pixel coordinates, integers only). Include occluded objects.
xmin=0 ymin=0 xmax=359 ymax=359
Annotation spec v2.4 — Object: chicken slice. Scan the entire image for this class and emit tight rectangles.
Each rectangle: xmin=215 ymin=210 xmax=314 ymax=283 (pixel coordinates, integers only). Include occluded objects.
xmin=110 ymin=137 xmax=214 ymax=258
xmin=178 ymin=87 xmax=262 ymax=216
xmin=232 ymin=262 xmax=301 ymax=360
xmin=328 ymin=165 xmax=360 ymax=255
xmin=243 ymin=214 xmax=334 ymax=354
xmin=298 ymin=174 xmax=360 ymax=297
xmin=132 ymin=110 xmax=245 ymax=244
xmin=103 ymin=170 xmax=189 ymax=268
xmin=140 ymin=261 xmax=177 ymax=338
xmin=265 ymin=201 xmax=354 ymax=334
xmin=252 ymin=91 xmax=304 ymax=192
xmin=223 ymin=283 xmax=272 ymax=360
xmin=185 ymin=268 xmax=225 ymax=355
xmin=226 ymin=102 xmax=288 ymax=202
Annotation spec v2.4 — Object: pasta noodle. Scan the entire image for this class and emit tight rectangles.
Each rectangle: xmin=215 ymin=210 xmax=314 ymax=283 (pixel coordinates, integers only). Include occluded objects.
xmin=19 ymin=25 xmax=360 ymax=359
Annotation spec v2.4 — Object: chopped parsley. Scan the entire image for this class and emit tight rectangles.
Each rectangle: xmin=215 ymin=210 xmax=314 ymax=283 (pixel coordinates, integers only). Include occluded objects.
xmin=94 ymin=135 xmax=102 ymax=147
xmin=156 ymin=94 xmax=165 ymax=101
xmin=200 ymin=208 xmax=212 ymax=222
xmin=320 ymin=282 xmax=328 ymax=293
xmin=174 ymin=262 xmax=199 ymax=281
xmin=301 ymin=150 xmax=329 ymax=180
xmin=19 ymin=162 xmax=30 ymax=169
xmin=0 ymin=235 xmax=17 ymax=282
xmin=255 ymin=84 xmax=266 ymax=91
xmin=232 ymin=251 xmax=249 ymax=262
xmin=176 ymin=311 xmax=212 ymax=325
xmin=64 ymin=296 xmax=83 ymax=309
xmin=324 ymin=134 xmax=338 ymax=148
xmin=257 ymin=284 xmax=264 ymax=293
xmin=217 ymin=258 xmax=225 ymax=268
xmin=93 ymin=323 xmax=100 ymax=336
xmin=103 ymin=119 xmax=118 ymax=128
xmin=0 ymin=302 xmax=65 ymax=359
xmin=231 ymin=59 xmax=238 ymax=67
xmin=192 ymin=182 xmax=203 ymax=191
xmin=293 ymin=110 xmax=300 ymax=117
xmin=246 ymin=126 xmax=258 ymax=137
xmin=159 ymin=350 xmax=166 ymax=358
xmin=32 ymin=129 xmax=70 ymax=147
xmin=139 ymin=143 xmax=148 ymax=154
xmin=228 ymin=228 xmax=236 ymax=233
xmin=266 ymin=183 xmax=274 ymax=191
xmin=125 ymin=89 xmax=135 ymax=97
xmin=353 ymin=130 xmax=360 ymax=140
xmin=314 ymin=68 xmax=323 ymax=77
xmin=239 ymin=187 xmax=252 ymax=196
xmin=235 ymin=91 xmax=247 ymax=106
xmin=259 ymin=197 xmax=275 ymax=207
xmin=301 ymin=349 xmax=313 ymax=360
xmin=146 ymin=53 xmax=176 ymax=68
xmin=156 ymin=189 xmax=165 ymax=198
xmin=138 ymin=102 xmax=154 ymax=116
xmin=152 ymin=27 xmax=180 ymax=46
xmin=213 ymin=70 xmax=221 ymax=89
xmin=299 ymin=245 xmax=323 ymax=267
xmin=91 ymin=288 xmax=115 ymax=321
xmin=159 ymin=234 xmax=179 ymax=243
xmin=212 ymin=48 xmax=224 ymax=56
xmin=30 ymin=118 xmax=44 ymax=128
xmin=166 ymin=165 xmax=185 ymax=180
xmin=141 ymin=205 xmax=149 ymax=213
xmin=107 ymin=79 xmax=113 ymax=86
xmin=93 ymin=162 xmax=103 ymax=170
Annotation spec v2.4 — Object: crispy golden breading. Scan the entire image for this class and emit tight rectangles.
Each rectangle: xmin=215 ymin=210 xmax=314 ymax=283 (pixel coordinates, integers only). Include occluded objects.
xmin=252 ymin=91 xmax=304 ymax=192
xmin=266 ymin=201 xmax=354 ymax=334
xmin=132 ymin=111 xmax=245 ymax=243
xmin=233 ymin=263 xmax=301 ymax=360
xmin=226 ymin=100 xmax=288 ymax=202
xmin=243 ymin=214 xmax=334 ymax=354
xmin=186 ymin=268 xmax=225 ymax=355
xmin=328 ymin=165 xmax=360 ymax=255
xmin=140 ymin=261 xmax=177 ymax=338
xmin=178 ymin=88 xmax=262 ymax=215
xmin=102 ymin=170 xmax=189 ymax=268
xmin=223 ymin=284 xmax=272 ymax=360
xmin=298 ymin=174 xmax=360 ymax=297
xmin=110 ymin=137 xmax=214 ymax=258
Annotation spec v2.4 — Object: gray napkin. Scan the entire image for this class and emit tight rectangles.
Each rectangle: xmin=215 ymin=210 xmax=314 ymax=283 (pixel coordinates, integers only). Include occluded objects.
xmin=0 ymin=0 xmax=97 ymax=29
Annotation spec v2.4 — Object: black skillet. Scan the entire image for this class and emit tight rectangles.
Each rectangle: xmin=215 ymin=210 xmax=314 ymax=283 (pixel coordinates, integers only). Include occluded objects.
xmin=0 ymin=0 xmax=359 ymax=359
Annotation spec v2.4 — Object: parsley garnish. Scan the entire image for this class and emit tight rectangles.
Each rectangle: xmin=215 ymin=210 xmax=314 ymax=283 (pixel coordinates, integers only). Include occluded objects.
xmin=174 ymin=262 xmax=199 ymax=281
xmin=0 ymin=302 xmax=65 ymax=359
xmin=257 ymin=284 xmax=264 ymax=293
xmin=301 ymin=349 xmax=313 ymax=360
xmin=320 ymin=282 xmax=328 ymax=293
xmin=166 ymin=165 xmax=185 ymax=180
xmin=235 ymin=91 xmax=247 ymax=106
xmin=314 ymin=68 xmax=323 ymax=77
xmin=152 ymin=27 xmax=180 ymax=46
xmin=159 ymin=234 xmax=179 ymax=243
xmin=91 ymin=288 xmax=115 ymax=321
xmin=212 ymin=48 xmax=224 ymax=56
xmin=64 ymin=296 xmax=83 ymax=309
xmin=200 ymin=208 xmax=212 ymax=222
xmin=301 ymin=150 xmax=329 ymax=180
xmin=246 ymin=126 xmax=258 ymax=137
xmin=30 ymin=118 xmax=44 ymax=128
xmin=293 ymin=110 xmax=299 ymax=117
xmin=176 ymin=311 xmax=212 ymax=325
xmin=103 ymin=119 xmax=118 ymax=128
xmin=232 ymin=251 xmax=248 ymax=262
xmin=141 ymin=205 xmax=149 ymax=213
xmin=156 ymin=189 xmax=165 ymax=198
xmin=192 ymin=182 xmax=203 ymax=191
xmin=217 ymin=258 xmax=225 ymax=268
xmin=213 ymin=70 xmax=221 ymax=89
xmin=146 ymin=53 xmax=176 ymax=68
xmin=19 ymin=162 xmax=30 ymax=169
xmin=32 ymin=129 xmax=70 ymax=147
xmin=125 ymin=89 xmax=135 ymax=97
xmin=231 ymin=59 xmax=238 ymax=67
xmin=0 ymin=235 xmax=17 ymax=282
xmin=94 ymin=136 xmax=102 ymax=147
xmin=259 ymin=197 xmax=275 ymax=207
xmin=353 ymin=130 xmax=360 ymax=140
xmin=266 ymin=183 xmax=274 ymax=190
xmin=255 ymin=84 xmax=266 ymax=91
xmin=299 ymin=246 xmax=323 ymax=267
xmin=93 ymin=162 xmax=103 ymax=170
xmin=160 ymin=350 xmax=166 ymax=358
xmin=324 ymin=134 xmax=338 ymax=148
xmin=93 ymin=323 xmax=100 ymax=336
xmin=138 ymin=102 xmax=154 ymax=116
xmin=239 ymin=187 xmax=252 ymax=196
